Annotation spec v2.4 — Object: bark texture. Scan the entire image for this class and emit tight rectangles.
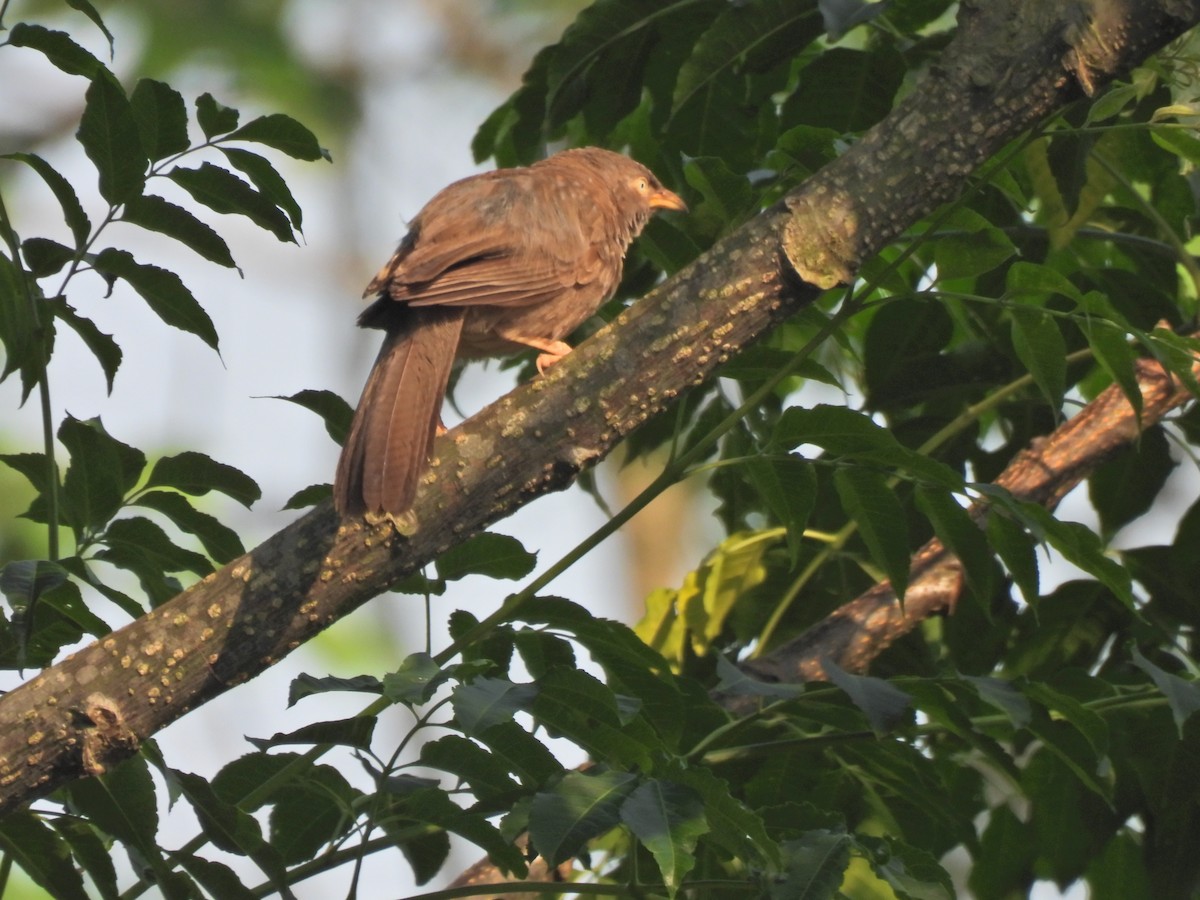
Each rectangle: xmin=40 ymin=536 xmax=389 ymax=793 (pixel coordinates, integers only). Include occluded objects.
xmin=0 ymin=0 xmax=1197 ymax=815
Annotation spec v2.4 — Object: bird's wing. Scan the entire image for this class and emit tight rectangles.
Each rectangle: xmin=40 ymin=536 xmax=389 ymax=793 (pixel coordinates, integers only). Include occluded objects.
xmin=369 ymin=168 xmax=612 ymax=309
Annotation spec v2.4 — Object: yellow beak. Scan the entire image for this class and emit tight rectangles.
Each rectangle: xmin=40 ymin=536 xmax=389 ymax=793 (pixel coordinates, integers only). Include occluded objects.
xmin=649 ymin=187 xmax=688 ymax=212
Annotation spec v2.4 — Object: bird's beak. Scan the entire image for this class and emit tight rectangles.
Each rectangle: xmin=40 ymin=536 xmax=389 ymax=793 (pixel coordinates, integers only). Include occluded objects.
xmin=649 ymin=187 xmax=688 ymax=212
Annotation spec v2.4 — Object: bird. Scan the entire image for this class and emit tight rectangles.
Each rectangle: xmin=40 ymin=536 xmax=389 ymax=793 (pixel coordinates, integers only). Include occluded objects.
xmin=333 ymin=147 xmax=687 ymax=523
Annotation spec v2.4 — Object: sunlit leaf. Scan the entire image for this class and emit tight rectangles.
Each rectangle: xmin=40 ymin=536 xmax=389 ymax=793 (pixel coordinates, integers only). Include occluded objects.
xmin=620 ymin=779 xmax=708 ymax=895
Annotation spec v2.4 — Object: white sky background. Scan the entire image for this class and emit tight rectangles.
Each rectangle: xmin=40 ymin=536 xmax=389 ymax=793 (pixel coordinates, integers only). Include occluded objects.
xmin=1 ymin=1 xmax=1195 ymax=897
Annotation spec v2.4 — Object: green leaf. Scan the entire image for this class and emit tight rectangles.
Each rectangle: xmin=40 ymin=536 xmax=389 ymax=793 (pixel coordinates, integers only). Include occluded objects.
xmin=674 ymin=0 xmax=822 ymax=121
xmin=420 ymin=735 xmax=521 ymax=802
xmin=0 ymin=250 xmax=48 ymax=399
xmin=451 ymin=677 xmax=539 ymax=736
xmin=133 ymin=490 xmax=245 ymax=563
xmin=0 ymin=559 xmax=68 ymax=614
xmin=1025 ymin=678 xmax=1110 ymax=759
xmin=477 ymin=721 xmax=564 ymax=787
xmin=51 ymin=817 xmax=119 ymax=900
xmin=64 ymin=756 xmax=161 ymax=869
xmin=172 ymin=770 xmax=273 ymax=860
xmin=382 ymin=651 xmax=446 ymax=705
xmin=1005 ymin=260 xmax=1084 ymax=305
xmin=529 ymin=769 xmax=638 ymax=866
xmin=1131 ymin=647 xmax=1200 ymax=735
xmin=282 ymin=483 xmax=330 ymax=510
xmin=682 ymin=155 xmax=754 ymax=233
xmin=518 ymin=596 xmax=694 ymax=749
xmin=195 ymin=92 xmax=240 ymax=138
xmin=288 ymin=672 xmax=383 ymax=706
xmin=121 ymin=195 xmax=238 ymax=269
xmin=129 ymin=79 xmax=189 ymax=162
xmin=220 ymin=147 xmax=305 ymax=229
xmin=679 ymin=530 xmax=775 ymax=656
xmin=1086 ymin=831 xmax=1153 ymax=900
xmin=833 ymin=465 xmax=911 ymax=597
xmin=57 ymin=415 xmax=145 ymax=534
xmin=772 ymin=405 xmax=963 ymax=490
xmin=77 ymin=74 xmax=147 ymax=204
xmin=37 ymin=576 xmax=110 ymax=641
xmin=863 ymin=835 xmax=955 ymax=900
xmin=7 ymin=23 xmax=102 ymax=77
xmin=1024 ymin=717 xmax=1112 ymax=803
xmin=984 ymin=509 xmax=1039 ymax=604
xmin=93 ymin=248 xmax=218 ymax=349
xmin=57 ymin=554 xmax=144 ymax=619
xmin=145 ymin=451 xmax=261 ymax=506
xmin=2 ymin=152 xmax=91 ymax=245
xmin=772 ymin=831 xmax=852 ymax=900
xmin=863 ymin=296 xmax=954 ymax=411
xmin=247 ymin=716 xmax=377 ymax=751
xmin=211 ymin=752 xmax=299 ymax=808
xmin=1 ymin=451 xmax=52 ymax=497
xmin=821 ymin=659 xmax=912 ymax=735
xmin=1010 ymin=306 xmax=1067 ymax=411
xmin=166 ymin=162 xmax=294 ymax=242
xmin=745 ymin=454 xmax=817 ymax=561
xmin=268 ymin=765 xmax=357 ymax=866
xmin=46 ymin=299 xmax=121 ymax=392
xmin=674 ymin=764 xmax=781 ymax=867
xmin=0 ymin=812 xmax=89 ymax=900
xmin=968 ymin=804 xmax=1035 ymax=898
xmin=963 ymin=675 xmax=1032 ymax=729
xmin=784 ymin=44 xmax=904 ymax=134
xmin=392 ymin=782 xmax=526 ymax=875
xmin=1082 ymin=316 xmax=1142 ymax=421
xmin=227 ymin=114 xmax=329 ymax=161
xmin=933 ymin=209 xmax=1017 ymax=280
xmin=436 ymin=532 xmax=537 ymax=581
xmin=97 ymin=515 xmax=212 ymax=579
xmin=914 ymin=486 xmax=996 ymax=603
xmin=1002 ymin=498 xmax=1133 ymax=607
xmin=514 ymin=628 xmax=576 ymax=679
xmin=620 ymin=779 xmax=708 ymax=896
xmin=176 ymin=855 xmax=258 ymax=900
xmin=532 ymin=667 xmax=660 ymax=768
xmin=1089 ymin=425 xmax=1174 ymax=539
xmin=272 ymin=389 xmax=353 ymax=444
xmin=63 ymin=0 xmax=115 ymax=50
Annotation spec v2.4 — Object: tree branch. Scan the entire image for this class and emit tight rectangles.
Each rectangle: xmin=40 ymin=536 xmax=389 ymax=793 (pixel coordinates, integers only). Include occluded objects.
xmin=742 ymin=353 xmax=1199 ymax=690
xmin=0 ymin=0 xmax=1196 ymax=815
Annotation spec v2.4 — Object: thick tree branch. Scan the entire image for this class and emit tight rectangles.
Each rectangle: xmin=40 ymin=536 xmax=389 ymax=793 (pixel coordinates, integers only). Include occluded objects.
xmin=0 ymin=0 xmax=1196 ymax=814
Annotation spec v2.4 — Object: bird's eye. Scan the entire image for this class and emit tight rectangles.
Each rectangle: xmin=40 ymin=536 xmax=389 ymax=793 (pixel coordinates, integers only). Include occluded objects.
xmin=638 ymin=178 xmax=648 ymax=192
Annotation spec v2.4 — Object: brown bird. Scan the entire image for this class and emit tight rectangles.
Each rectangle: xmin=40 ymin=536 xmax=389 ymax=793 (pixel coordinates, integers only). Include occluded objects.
xmin=333 ymin=147 xmax=686 ymax=522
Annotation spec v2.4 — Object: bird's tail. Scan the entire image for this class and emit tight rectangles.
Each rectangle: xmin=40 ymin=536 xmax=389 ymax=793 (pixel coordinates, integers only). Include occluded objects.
xmin=334 ymin=305 xmax=465 ymax=520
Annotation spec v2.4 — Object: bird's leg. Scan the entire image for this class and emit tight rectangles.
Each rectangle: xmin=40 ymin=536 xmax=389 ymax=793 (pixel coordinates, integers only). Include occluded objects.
xmin=495 ymin=332 xmax=574 ymax=375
